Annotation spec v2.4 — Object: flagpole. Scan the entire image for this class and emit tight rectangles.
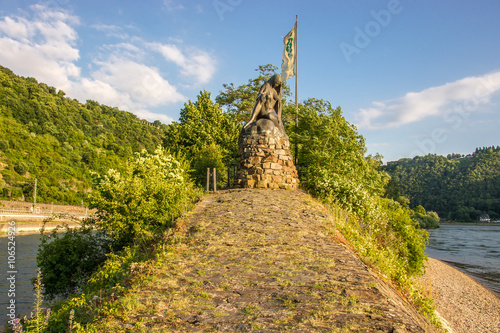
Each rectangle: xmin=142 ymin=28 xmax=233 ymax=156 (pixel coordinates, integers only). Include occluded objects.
xmin=294 ymin=15 xmax=299 ymax=167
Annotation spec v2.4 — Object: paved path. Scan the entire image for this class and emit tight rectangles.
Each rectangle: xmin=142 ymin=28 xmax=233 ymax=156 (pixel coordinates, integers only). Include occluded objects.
xmin=100 ymin=189 xmax=437 ymax=332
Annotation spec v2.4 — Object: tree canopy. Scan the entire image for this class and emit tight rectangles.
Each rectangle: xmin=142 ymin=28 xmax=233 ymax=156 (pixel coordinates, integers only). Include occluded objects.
xmin=384 ymin=147 xmax=500 ymax=221
xmin=216 ymin=64 xmax=293 ymax=125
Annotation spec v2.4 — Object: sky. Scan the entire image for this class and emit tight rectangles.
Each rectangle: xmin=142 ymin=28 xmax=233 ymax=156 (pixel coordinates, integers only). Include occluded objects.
xmin=0 ymin=0 xmax=499 ymax=162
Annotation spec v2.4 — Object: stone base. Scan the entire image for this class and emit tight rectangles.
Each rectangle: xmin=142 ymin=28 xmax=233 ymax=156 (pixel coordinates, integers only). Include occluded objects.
xmin=237 ymin=131 xmax=299 ymax=190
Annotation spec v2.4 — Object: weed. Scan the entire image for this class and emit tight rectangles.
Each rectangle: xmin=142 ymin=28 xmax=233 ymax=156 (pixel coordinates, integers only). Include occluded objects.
xmin=243 ymin=280 xmax=257 ymax=286
xmin=10 ymin=268 xmax=51 ymax=333
xmin=212 ymin=311 xmax=227 ymax=318
xmin=282 ymin=298 xmax=297 ymax=311
xmin=194 ymin=292 xmax=211 ymax=299
xmin=241 ymin=304 xmax=259 ymax=316
xmin=250 ymin=321 xmax=261 ymax=330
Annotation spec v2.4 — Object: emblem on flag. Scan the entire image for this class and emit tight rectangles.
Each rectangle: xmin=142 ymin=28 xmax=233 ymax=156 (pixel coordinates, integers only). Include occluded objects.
xmin=281 ymin=22 xmax=297 ymax=81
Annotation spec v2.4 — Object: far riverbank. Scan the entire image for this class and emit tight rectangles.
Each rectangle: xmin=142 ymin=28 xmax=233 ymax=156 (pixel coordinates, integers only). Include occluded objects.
xmin=0 ymin=220 xmax=81 ymax=233
xmin=440 ymin=222 xmax=500 ymax=226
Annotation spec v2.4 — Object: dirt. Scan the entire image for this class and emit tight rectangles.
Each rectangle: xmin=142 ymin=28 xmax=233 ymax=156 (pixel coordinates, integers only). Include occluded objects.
xmin=105 ymin=189 xmax=438 ymax=332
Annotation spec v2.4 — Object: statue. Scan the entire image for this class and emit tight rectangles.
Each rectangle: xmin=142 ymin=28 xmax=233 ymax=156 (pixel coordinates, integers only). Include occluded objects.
xmin=243 ymin=74 xmax=286 ymax=136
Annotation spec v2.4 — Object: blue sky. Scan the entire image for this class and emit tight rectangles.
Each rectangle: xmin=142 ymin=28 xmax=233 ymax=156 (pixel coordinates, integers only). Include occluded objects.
xmin=0 ymin=0 xmax=499 ymax=162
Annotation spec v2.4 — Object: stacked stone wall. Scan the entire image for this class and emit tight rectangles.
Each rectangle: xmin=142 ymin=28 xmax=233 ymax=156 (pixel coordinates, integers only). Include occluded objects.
xmin=237 ymin=132 xmax=299 ymax=190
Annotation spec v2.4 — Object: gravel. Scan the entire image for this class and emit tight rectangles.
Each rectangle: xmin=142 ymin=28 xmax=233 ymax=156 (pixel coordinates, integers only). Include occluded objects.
xmin=424 ymin=258 xmax=500 ymax=333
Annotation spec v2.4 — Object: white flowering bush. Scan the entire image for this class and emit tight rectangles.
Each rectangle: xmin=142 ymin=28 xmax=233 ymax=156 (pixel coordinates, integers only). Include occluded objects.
xmin=303 ymin=167 xmax=376 ymax=219
xmin=89 ymin=146 xmax=199 ymax=244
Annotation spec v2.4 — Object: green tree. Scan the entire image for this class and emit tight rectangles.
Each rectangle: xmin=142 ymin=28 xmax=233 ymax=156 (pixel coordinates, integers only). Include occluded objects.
xmin=384 ymin=147 xmax=500 ymax=221
xmin=191 ymin=143 xmax=227 ymax=187
xmin=164 ymin=90 xmax=240 ymax=166
xmin=14 ymin=161 xmax=29 ymax=175
xmin=295 ymin=98 xmax=389 ymax=216
xmin=216 ymin=64 xmax=292 ymax=124
xmin=411 ymin=205 xmax=440 ymax=229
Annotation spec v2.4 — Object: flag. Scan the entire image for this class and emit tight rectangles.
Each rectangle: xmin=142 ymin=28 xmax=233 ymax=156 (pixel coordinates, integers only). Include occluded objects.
xmin=281 ymin=22 xmax=296 ymax=81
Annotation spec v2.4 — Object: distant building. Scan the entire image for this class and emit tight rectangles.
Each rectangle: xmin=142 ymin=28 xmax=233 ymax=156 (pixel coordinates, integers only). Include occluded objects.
xmin=479 ymin=214 xmax=491 ymax=223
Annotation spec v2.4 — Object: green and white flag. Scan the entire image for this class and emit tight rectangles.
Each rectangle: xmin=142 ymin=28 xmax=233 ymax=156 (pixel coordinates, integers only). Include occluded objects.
xmin=281 ymin=22 xmax=297 ymax=81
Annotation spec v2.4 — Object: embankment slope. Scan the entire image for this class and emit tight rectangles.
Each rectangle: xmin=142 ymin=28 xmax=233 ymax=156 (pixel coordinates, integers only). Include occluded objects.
xmin=98 ymin=189 xmax=438 ymax=332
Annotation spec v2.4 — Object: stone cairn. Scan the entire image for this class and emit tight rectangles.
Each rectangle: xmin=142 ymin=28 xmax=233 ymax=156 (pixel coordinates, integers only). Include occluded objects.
xmin=236 ymin=129 xmax=299 ymax=190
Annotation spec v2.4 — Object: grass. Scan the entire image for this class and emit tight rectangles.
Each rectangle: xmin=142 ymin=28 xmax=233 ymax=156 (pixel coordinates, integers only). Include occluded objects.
xmin=241 ymin=304 xmax=260 ymax=316
xmin=193 ymin=292 xmax=211 ymax=299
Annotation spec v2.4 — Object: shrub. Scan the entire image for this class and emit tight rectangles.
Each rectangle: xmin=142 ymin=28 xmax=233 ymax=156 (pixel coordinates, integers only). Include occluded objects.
xmin=293 ymin=98 xmax=435 ymax=323
xmin=0 ymin=139 xmax=9 ymax=151
xmin=36 ymin=224 xmax=112 ymax=299
xmin=36 ymin=146 xmax=201 ymax=300
xmin=14 ymin=161 xmax=29 ymax=175
xmin=88 ymin=146 xmax=198 ymax=245
xmin=412 ymin=205 xmax=440 ymax=229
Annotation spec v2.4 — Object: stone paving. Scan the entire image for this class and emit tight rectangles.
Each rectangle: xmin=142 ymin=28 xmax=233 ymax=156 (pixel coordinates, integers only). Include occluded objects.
xmin=113 ymin=189 xmax=438 ymax=332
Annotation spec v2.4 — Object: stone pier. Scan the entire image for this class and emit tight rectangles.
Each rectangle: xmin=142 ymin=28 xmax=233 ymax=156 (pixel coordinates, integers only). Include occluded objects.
xmin=237 ymin=131 xmax=299 ymax=190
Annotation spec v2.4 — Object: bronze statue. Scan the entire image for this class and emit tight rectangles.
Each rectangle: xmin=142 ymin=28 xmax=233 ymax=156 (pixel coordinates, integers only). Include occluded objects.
xmin=243 ymin=74 xmax=285 ymax=136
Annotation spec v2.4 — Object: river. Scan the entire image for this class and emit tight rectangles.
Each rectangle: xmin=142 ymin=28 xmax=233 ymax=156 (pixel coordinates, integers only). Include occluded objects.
xmin=426 ymin=224 xmax=500 ymax=296
xmin=0 ymin=232 xmax=42 ymax=329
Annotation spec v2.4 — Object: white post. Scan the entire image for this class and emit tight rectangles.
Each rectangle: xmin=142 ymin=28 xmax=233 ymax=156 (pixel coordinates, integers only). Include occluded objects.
xmin=207 ymin=168 xmax=210 ymax=192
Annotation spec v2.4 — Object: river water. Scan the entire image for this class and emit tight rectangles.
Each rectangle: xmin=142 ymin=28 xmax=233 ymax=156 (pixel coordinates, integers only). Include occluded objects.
xmin=0 ymin=232 xmax=42 ymax=329
xmin=426 ymin=224 xmax=500 ymax=296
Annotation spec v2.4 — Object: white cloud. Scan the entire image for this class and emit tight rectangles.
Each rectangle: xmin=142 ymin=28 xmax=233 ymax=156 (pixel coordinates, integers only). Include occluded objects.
xmin=0 ymin=5 xmax=217 ymax=123
xmin=0 ymin=16 xmax=34 ymax=41
xmin=0 ymin=5 xmax=80 ymax=90
xmin=151 ymin=42 xmax=216 ymax=84
xmin=163 ymin=0 xmax=185 ymax=12
xmin=90 ymin=56 xmax=185 ymax=106
xmin=91 ymin=24 xmax=130 ymax=39
xmin=74 ymin=78 xmax=175 ymax=124
xmin=356 ymin=71 xmax=500 ymax=130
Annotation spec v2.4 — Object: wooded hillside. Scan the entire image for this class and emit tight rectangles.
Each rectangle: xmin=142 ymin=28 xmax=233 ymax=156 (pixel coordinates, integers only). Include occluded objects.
xmin=383 ymin=147 xmax=500 ymax=221
xmin=0 ymin=65 xmax=165 ymax=205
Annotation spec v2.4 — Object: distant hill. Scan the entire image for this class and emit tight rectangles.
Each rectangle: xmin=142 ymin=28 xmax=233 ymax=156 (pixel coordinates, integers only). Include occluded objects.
xmin=0 ymin=65 xmax=166 ymax=205
xmin=383 ymin=147 xmax=500 ymax=221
